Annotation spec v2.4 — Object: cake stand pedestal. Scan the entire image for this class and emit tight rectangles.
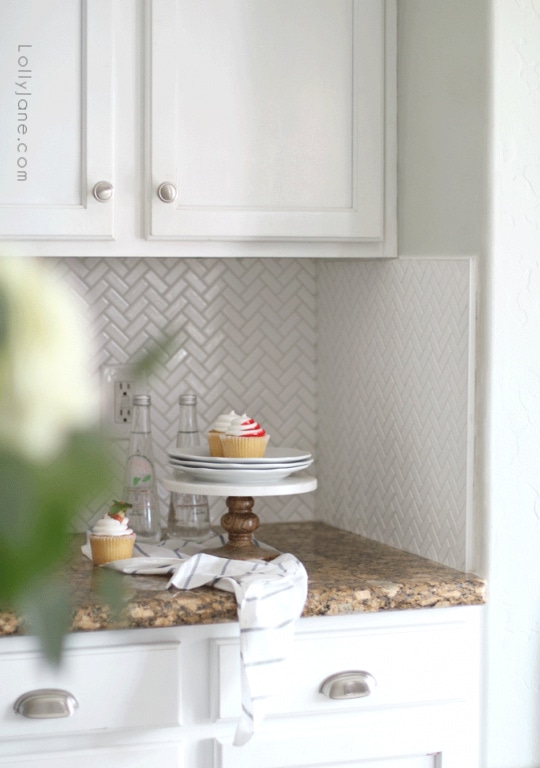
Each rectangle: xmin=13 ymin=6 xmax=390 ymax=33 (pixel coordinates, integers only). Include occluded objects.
xmin=162 ymin=473 xmax=317 ymax=561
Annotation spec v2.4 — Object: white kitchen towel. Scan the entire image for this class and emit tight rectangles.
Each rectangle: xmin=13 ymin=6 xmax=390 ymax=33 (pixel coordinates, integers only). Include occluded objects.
xmin=81 ymin=537 xmax=308 ymax=745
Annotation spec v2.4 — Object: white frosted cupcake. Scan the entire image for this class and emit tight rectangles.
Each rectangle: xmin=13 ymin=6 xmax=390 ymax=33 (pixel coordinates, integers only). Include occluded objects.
xmin=207 ymin=410 xmax=239 ymax=456
xmin=220 ymin=414 xmax=269 ymax=458
xmin=89 ymin=501 xmax=136 ymax=565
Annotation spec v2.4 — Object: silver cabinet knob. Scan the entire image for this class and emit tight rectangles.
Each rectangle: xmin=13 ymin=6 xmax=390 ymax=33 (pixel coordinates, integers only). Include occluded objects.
xmin=319 ymin=670 xmax=377 ymax=700
xmin=157 ymin=182 xmax=177 ymax=203
xmin=92 ymin=181 xmax=113 ymax=202
xmin=14 ymin=688 xmax=79 ymax=719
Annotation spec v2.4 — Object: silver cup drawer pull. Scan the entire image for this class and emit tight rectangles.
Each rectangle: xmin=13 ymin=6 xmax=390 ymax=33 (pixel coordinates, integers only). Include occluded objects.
xmin=14 ymin=688 xmax=79 ymax=719
xmin=319 ymin=670 xmax=377 ymax=700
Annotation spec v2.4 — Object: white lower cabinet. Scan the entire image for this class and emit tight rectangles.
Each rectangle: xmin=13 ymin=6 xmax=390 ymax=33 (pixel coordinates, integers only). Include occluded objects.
xmin=0 ymin=606 xmax=482 ymax=767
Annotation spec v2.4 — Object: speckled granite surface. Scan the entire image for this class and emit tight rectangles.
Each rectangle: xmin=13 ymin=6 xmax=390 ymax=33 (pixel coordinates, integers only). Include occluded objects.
xmin=0 ymin=522 xmax=486 ymax=637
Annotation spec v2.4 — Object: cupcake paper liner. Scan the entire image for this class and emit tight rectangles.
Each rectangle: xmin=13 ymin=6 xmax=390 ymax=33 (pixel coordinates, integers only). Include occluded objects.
xmin=220 ymin=434 xmax=270 ymax=458
xmin=89 ymin=533 xmax=136 ymax=565
xmin=207 ymin=430 xmax=225 ymax=457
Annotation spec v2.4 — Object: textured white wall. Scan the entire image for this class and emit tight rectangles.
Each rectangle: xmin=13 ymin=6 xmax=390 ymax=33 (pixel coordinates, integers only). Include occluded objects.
xmin=398 ymin=0 xmax=488 ymax=257
xmin=483 ymin=2 xmax=540 ymax=765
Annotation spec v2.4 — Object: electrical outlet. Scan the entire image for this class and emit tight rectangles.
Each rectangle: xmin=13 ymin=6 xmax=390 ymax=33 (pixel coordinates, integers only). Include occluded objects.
xmin=115 ymin=379 xmax=133 ymax=424
xmin=100 ymin=364 xmax=147 ymax=438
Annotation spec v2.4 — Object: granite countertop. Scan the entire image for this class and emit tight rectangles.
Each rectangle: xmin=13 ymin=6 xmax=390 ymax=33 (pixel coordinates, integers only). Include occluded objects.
xmin=0 ymin=522 xmax=486 ymax=637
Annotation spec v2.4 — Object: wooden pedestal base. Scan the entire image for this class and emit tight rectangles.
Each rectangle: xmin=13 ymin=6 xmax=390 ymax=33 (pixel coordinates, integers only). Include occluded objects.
xmin=203 ymin=496 xmax=277 ymax=561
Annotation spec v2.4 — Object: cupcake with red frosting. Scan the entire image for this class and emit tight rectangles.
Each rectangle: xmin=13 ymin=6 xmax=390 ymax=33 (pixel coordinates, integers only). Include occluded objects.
xmin=89 ymin=500 xmax=136 ymax=565
xmin=220 ymin=413 xmax=269 ymax=458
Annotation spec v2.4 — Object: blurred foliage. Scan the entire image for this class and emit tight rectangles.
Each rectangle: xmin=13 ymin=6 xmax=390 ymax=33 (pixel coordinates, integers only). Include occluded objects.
xmin=0 ymin=430 xmax=113 ymax=663
xmin=0 ymin=256 xmax=186 ymax=665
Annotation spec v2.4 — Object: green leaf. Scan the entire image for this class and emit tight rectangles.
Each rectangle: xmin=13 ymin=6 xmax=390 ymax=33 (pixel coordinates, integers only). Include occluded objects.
xmin=0 ymin=452 xmax=37 ymax=547
xmin=109 ymin=500 xmax=133 ymax=515
xmin=93 ymin=567 xmax=126 ymax=622
xmin=0 ymin=430 xmax=114 ymax=661
xmin=18 ymin=575 xmax=74 ymax=666
xmin=142 ymin=474 xmax=151 ymax=483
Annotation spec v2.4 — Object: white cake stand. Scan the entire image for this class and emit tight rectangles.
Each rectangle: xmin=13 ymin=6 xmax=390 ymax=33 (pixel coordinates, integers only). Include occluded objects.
xmin=162 ymin=472 xmax=317 ymax=561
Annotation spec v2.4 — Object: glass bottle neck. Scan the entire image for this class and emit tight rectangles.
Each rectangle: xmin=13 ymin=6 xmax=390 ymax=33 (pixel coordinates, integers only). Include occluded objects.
xmin=176 ymin=403 xmax=200 ymax=448
xmin=131 ymin=404 xmax=151 ymax=434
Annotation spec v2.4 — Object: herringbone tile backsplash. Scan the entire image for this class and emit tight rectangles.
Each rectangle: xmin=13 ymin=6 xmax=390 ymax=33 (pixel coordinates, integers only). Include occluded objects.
xmin=50 ymin=256 xmax=473 ymax=570
xmin=52 ymin=257 xmax=318 ymax=530
xmin=317 ymin=259 xmax=473 ymax=571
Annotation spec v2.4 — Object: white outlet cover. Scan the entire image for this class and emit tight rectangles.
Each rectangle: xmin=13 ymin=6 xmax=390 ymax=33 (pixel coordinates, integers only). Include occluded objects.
xmin=100 ymin=364 xmax=148 ymax=439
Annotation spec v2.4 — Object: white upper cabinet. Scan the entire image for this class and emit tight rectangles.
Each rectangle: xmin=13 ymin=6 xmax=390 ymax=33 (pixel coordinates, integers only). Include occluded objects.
xmin=0 ymin=0 xmax=114 ymax=241
xmin=149 ymin=0 xmax=393 ymax=251
xmin=0 ymin=0 xmax=395 ymax=257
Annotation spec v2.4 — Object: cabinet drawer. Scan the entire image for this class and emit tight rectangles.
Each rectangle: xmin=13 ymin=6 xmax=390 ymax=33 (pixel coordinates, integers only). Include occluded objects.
xmin=0 ymin=743 xmax=182 ymax=767
xmin=214 ymin=621 xmax=472 ymax=720
xmin=0 ymin=640 xmax=181 ymax=737
xmin=215 ymin=701 xmax=470 ymax=767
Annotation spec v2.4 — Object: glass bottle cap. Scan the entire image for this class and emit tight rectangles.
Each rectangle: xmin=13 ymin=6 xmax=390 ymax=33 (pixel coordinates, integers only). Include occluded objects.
xmin=133 ymin=394 xmax=151 ymax=405
xmin=178 ymin=393 xmax=197 ymax=405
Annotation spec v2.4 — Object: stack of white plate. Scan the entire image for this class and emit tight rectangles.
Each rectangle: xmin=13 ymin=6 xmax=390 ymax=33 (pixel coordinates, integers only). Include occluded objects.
xmin=167 ymin=445 xmax=313 ymax=484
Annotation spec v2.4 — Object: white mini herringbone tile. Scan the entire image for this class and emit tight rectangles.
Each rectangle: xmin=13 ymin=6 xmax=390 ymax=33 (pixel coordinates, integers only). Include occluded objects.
xmin=49 ymin=258 xmax=318 ymax=530
xmin=316 ymin=258 xmax=473 ymax=570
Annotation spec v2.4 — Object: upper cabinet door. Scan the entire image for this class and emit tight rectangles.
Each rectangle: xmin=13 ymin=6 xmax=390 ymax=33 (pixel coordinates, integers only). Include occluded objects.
xmin=0 ymin=0 xmax=113 ymax=241
xmin=149 ymin=0 xmax=393 ymax=247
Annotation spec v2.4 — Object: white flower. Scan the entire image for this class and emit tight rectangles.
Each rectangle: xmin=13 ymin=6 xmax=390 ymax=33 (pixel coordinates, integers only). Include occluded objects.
xmin=0 ymin=257 xmax=98 ymax=461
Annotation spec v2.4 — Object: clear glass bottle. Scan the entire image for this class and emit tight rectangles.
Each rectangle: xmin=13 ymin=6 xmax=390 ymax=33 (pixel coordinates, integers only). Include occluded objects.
xmin=123 ymin=394 xmax=161 ymax=543
xmin=165 ymin=393 xmax=211 ymax=542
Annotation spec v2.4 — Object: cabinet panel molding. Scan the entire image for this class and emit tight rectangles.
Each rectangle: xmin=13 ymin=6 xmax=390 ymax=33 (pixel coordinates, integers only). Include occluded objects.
xmin=0 ymin=743 xmax=182 ymax=768
xmin=0 ymin=640 xmax=181 ymax=737
xmin=0 ymin=0 xmax=114 ymax=240
xmin=214 ymin=620 xmax=473 ymax=720
xmin=148 ymin=0 xmax=394 ymax=247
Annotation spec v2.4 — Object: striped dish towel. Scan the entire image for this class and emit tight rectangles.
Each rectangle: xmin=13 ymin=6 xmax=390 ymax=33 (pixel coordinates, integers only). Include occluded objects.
xmin=81 ymin=537 xmax=308 ymax=745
